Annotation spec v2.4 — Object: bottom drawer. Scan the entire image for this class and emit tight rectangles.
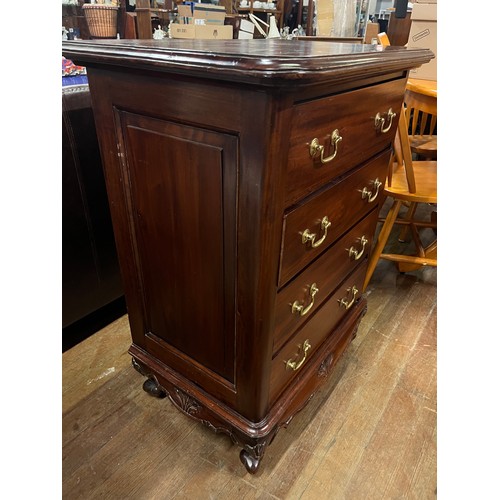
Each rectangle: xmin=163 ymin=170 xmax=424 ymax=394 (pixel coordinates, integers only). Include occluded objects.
xmin=269 ymin=261 xmax=367 ymax=404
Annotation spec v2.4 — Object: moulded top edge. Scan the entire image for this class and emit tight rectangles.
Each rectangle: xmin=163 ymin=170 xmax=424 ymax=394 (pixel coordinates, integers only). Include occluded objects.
xmin=62 ymin=39 xmax=434 ymax=86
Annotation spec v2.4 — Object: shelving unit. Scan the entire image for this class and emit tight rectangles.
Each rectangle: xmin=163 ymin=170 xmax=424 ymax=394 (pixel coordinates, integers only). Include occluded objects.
xmin=355 ymin=0 xmax=373 ymax=38
xmin=235 ymin=0 xmax=285 ymax=29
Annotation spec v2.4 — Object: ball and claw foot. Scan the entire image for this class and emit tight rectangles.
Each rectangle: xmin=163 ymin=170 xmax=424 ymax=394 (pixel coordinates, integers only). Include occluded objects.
xmin=142 ymin=378 xmax=167 ymax=398
xmin=240 ymin=449 xmax=261 ymax=474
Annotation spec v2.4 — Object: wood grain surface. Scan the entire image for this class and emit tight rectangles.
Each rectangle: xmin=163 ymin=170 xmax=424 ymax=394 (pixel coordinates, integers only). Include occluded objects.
xmin=62 ymin=39 xmax=433 ymax=87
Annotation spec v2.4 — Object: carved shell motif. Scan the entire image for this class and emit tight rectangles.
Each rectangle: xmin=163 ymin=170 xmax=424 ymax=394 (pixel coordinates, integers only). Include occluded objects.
xmin=173 ymin=388 xmax=201 ymax=416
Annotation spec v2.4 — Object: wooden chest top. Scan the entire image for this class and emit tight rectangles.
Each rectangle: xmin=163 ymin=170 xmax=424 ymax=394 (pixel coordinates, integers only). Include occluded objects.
xmin=62 ymin=39 xmax=433 ymax=87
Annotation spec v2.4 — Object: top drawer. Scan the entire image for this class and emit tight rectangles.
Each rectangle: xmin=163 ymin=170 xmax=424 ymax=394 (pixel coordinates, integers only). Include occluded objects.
xmin=285 ymin=78 xmax=406 ymax=206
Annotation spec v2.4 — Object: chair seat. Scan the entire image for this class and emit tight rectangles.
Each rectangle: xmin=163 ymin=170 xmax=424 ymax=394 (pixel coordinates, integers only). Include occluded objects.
xmin=385 ymin=161 xmax=437 ymax=204
xmin=409 ymin=135 xmax=437 ymax=158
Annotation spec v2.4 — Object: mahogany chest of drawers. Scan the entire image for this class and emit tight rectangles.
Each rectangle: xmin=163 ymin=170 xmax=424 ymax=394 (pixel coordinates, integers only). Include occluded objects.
xmin=62 ymin=39 xmax=432 ymax=473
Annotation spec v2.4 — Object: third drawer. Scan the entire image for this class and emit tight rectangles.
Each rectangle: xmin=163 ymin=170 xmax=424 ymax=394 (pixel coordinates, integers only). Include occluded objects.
xmin=274 ymin=208 xmax=378 ymax=355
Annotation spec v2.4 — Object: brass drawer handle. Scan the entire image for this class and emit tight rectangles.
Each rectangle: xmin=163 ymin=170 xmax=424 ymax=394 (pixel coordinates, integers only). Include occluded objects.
xmin=338 ymin=285 xmax=359 ymax=310
xmin=291 ymin=283 xmax=319 ymax=317
xmin=309 ymin=129 xmax=343 ymax=164
xmin=348 ymin=235 xmax=368 ymax=261
xmin=361 ymin=178 xmax=382 ymax=203
xmin=374 ymin=108 xmax=397 ymax=133
xmin=285 ymin=339 xmax=312 ymax=371
xmin=302 ymin=216 xmax=331 ymax=248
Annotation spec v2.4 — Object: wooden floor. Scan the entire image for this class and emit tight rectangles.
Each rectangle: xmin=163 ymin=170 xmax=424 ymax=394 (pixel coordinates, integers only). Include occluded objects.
xmin=63 ymin=221 xmax=437 ymax=499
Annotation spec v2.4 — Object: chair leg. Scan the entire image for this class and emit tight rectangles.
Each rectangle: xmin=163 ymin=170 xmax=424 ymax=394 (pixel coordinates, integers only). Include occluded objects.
xmin=431 ymin=209 xmax=437 ymax=235
xmin=410 ymin=221 xmax=426 ymax=258
xmin=396 ymin=212 xmax=437 ymax=272
xmin=363 ymin=199 xmax=402 ymax=291
xmin=398 ymin=202 xmax=418 ymax=242
xmin=396 ymin=241 xmax=437 ymax=271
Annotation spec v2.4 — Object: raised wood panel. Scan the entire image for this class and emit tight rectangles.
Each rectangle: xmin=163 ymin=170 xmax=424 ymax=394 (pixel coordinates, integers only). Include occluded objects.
xmin=118 ymin=111 xmax=238 ymax=382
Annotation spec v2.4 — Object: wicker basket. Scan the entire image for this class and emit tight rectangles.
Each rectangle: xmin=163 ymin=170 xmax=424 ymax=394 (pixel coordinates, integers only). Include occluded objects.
xmin=83 ymin=4 xmax=119 ymax=39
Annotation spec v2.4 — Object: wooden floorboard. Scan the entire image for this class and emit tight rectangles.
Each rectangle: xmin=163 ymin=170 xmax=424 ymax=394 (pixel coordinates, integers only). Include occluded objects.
xmin=62 ymin=209 xmax=437 ymax=499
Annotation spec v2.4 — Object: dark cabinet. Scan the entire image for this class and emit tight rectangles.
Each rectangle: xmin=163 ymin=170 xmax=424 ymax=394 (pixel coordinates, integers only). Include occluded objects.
xmin=62 ymin=88 xmax=123 ymax=334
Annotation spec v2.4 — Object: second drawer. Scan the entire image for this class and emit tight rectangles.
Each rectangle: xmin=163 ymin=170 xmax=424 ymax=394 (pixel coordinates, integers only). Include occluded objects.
xmin=279 ymin=149 xmax=390 ymax=287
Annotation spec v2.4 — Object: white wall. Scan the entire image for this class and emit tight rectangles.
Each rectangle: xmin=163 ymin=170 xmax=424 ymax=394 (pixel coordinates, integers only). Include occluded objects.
xmin=373 ymin=0 xmax=393 ymax=15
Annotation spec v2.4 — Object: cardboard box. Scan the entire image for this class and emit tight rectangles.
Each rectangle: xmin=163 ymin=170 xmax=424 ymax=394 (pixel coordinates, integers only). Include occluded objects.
xmin=411 ymin=2 xmax=437 ymax=20
xmin=177 ymin=4 xmax=225 ymax=25
xmin=407 ymin=3 xmax=437 ymax=80
xmin=316 ymin=0 xmax=333 ymax=37
xmin=177 ymin=4 xmax=193 ymax=24
xmin=171 ymin=24 xmax=233 ymax=39
xmin=193 ymin=4 xmax=226 ymax=25
xmin=171 ymin=3 xmax=232 ymax=39
xmin=414 ymin=0 xmax=436 ymax=3
xmin=364 ymin=22 xmax=380 ymax=44
xmin=238 ymin=18 xmax=255 ymax=39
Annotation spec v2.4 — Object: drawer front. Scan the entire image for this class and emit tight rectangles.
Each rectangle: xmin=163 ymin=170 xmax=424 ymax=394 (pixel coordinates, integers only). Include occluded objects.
xmin=270 ymin=262 xmax=367 ymax=404
xmin=279 ymin=149 xmax=390 ymax=287
xmin=285 ymin=78 xmax=406 ymax=205
xmin=273 ymin=209 xmax=377 ymax=355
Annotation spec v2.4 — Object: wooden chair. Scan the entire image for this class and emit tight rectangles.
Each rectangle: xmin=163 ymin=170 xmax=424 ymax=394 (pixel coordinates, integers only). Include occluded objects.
xmin=396 ymin=83 xmax=438 ymax=242
xmin=377 ymin=32 xmax=391 ymax=47
xmin=362 ymin=95 xmax=437 ymax=291
xmin=404 ymin=86 xmax=437 ymax=160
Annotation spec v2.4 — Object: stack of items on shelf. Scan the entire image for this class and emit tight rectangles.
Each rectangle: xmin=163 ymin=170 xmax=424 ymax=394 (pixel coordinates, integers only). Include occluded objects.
xmin=171 ymin=3 xmax=233 ymax=39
